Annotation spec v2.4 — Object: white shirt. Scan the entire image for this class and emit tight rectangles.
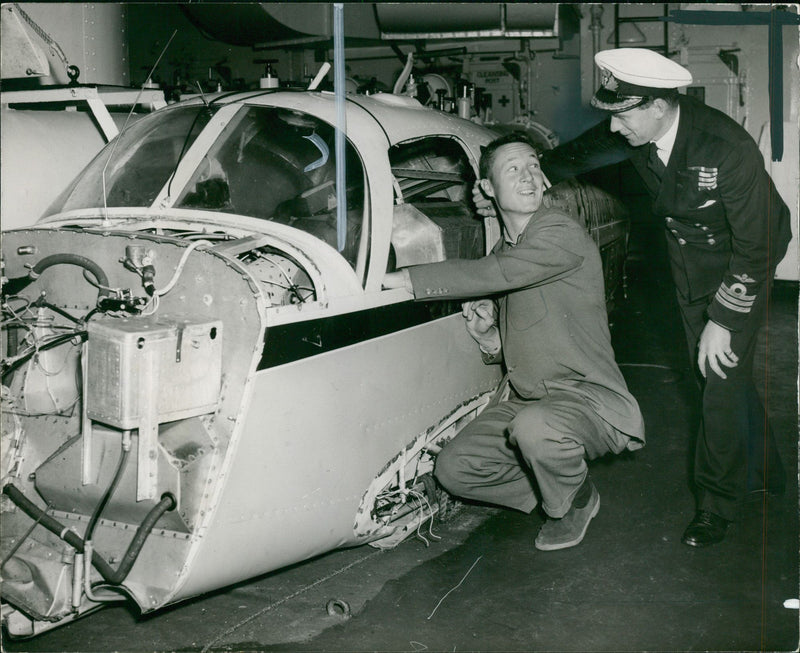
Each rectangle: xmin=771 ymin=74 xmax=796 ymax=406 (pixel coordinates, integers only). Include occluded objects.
xmin=652 ymin=106 xmax=681 ymax=166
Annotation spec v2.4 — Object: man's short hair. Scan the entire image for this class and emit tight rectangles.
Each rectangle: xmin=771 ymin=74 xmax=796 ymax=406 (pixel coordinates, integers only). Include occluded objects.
xmin=640 ymin=89 xmax=681 ymax=110
xmin=479 ymin=132 xmax=541 ymax=181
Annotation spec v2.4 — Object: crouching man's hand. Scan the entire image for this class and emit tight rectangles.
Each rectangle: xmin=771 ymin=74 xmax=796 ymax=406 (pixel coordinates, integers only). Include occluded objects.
xmin=463 ymin=299 xmax=500 ymax=354
xmin=472 ymin=181 xmax=497 ymax=219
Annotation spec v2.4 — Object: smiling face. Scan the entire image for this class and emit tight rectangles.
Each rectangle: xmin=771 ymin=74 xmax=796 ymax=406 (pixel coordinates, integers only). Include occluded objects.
xmin=481 ymin=141 xmax=544 ymax=230
xmin=609 ymin=100 xmax=668 ymax=147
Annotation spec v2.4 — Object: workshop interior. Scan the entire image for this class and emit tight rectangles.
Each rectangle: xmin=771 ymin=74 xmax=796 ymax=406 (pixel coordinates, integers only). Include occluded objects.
xmin=1 ymin=3 xmax=798 ymax=651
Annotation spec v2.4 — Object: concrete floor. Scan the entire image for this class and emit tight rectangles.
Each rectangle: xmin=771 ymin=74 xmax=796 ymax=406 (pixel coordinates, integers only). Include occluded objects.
xmin=4 ymin=223 xmax=799 ymax=652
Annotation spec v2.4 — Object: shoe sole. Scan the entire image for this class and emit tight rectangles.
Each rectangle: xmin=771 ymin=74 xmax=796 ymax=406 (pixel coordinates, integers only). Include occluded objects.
xmin=535 ymin=493 xmax=600 ymax=551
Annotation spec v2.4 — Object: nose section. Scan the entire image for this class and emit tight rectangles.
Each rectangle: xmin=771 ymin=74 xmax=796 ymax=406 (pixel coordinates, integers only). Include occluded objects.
xmin=609 ymin=115 xmax=622 ymax=133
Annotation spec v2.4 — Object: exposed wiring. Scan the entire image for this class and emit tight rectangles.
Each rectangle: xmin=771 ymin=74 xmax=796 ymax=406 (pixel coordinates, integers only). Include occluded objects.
xmin=31 ymin=341 xmax=74 ymax=377
xmin=155 ymin=240 xmax=212 ymax=297
xmin=373 ymin=471 xmax=442 ymax=549
xmin=257 ymin=253 xmax=313 ymax=303
xmin=260 ymin=254 xmax=296 ymax=287
xmin=427 ymin=555 xmax=482 ymax=620
xmin=81 ymin=270 xmax=121 ymax=294
xmin=406 ymin=488 xmax=441 ymax=547
xmin=200 ymin=549 xmax=384 ymax=653
xmin=1 ymin=331 xmax=87 ymax=381
xmin=31 ymin=299 xmax=80 ymax=324
xmin=3 ymin=295 xmax=32 ymax=317
xmin=139 ymin=293 xmax=160 ymax=317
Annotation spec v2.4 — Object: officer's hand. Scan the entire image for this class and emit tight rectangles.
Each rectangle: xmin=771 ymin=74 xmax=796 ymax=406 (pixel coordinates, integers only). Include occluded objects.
xmin=472 ymin=181 xmax=496 ymax=219
xmin=462 ymin=299 xmax=500 ymax=351
xmin=698 ymin=320 xmax=738 ymax=379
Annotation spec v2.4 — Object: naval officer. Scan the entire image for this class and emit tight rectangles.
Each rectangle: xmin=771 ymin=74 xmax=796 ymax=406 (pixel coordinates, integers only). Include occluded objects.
xmin=475 ymin=48 xmax=791 ymax=547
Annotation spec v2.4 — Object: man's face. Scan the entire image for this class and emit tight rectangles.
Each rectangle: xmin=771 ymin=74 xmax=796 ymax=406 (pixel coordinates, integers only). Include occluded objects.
xmin=482 ymin=142 xmax=544 ymax=220
xmin=609 ymin=103 xmax=663 ymax=147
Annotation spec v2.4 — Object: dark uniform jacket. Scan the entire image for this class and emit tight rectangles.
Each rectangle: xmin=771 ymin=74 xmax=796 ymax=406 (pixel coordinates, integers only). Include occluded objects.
xmin=407 ymin=206 xmax=645 ymax=447
xmin=542 ymin=96 xmax=792 ymax=332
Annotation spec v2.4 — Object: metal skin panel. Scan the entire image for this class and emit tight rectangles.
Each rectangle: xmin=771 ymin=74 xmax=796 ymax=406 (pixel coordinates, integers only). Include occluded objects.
xmin=1 ymin=227 xmax=266 ymax=621
xmin=174 ymin=312 xmax=501 ymax=600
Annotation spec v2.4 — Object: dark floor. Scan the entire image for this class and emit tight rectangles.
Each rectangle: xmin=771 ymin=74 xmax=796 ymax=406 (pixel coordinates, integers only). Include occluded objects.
xmin=4 ymin=224 xmax=799 ymax=653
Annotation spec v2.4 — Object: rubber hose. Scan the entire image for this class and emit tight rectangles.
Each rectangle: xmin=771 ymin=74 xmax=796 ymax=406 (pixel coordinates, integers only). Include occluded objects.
xmin=84 ymin=446 xmax=130 ymax=544
xmin=4 ymin=254 xmax=111 ymax=298
xmin=2 ymin=483 xmax=176 ymax=585
xmin=106 ymin=492 xmax=176 ymax=584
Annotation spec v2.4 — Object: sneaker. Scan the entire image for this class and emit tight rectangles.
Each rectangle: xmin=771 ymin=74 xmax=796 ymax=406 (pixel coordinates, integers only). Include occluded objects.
xmin=534 ymin=482 xmax=600 ymax=551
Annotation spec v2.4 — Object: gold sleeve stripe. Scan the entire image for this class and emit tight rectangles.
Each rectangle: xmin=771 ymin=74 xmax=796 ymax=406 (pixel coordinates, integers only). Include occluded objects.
xmin=715 ymin=282 xmax=756 ymax=313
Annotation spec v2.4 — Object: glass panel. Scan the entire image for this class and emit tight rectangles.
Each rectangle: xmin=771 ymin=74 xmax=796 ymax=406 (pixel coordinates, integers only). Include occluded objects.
xmin=175 ymin=106 xmax=366 ymax=268
xmin=50 ymin=105 xmax=215 ymax=213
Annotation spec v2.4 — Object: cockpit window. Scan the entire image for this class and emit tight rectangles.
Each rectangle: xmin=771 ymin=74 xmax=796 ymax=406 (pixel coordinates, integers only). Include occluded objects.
xmin=49 ymin=105 xmax=215 ymax=212
xmin=175 ymin=107 xmax=366 ymax=268
xmin=47 ymin=104 xmax=366 ymax=271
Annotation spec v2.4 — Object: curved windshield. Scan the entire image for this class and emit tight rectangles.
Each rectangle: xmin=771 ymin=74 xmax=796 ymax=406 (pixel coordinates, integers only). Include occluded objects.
xmin=174 ymin=106 xmax=365 ymax=265
xmin=49 ymin=105 xmax=215 ymax=213
xmin=47 ymin=103 xmax=366 ymax=268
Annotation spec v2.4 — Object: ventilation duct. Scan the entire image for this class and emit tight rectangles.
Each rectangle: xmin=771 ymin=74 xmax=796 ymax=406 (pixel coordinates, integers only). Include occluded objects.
xmin=375 ymin=3 xmax=560 ymax=39
xmin=180 ymin=3 xmax=380 ymax=48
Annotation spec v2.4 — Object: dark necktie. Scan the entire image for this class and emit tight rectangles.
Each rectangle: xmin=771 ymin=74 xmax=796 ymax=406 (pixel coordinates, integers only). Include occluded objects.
xmin=647 ymin=142 xmax=666 ymax=179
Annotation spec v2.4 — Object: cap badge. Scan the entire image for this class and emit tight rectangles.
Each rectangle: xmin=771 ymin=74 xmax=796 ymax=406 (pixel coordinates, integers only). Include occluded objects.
xmin=600 ymin=68 xmax=618 ymax=91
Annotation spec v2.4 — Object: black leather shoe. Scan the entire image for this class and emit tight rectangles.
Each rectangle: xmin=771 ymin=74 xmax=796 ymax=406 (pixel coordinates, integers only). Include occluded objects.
xmin=681 ymin=511 xmax=729 ymax=547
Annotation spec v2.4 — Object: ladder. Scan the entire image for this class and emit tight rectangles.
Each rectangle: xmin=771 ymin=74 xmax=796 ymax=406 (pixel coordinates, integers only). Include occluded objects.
xmin=613 ymin=4 xmax=669 ymax=54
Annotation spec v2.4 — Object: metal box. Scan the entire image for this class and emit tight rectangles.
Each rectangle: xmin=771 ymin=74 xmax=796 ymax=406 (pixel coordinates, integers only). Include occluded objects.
xmin=86 ymin=316 xmax=223 ymax=429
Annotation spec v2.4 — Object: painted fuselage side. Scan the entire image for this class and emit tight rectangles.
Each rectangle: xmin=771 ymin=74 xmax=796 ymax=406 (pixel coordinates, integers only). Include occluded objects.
xmin=176 ymin=313 xmax=500 ymax=599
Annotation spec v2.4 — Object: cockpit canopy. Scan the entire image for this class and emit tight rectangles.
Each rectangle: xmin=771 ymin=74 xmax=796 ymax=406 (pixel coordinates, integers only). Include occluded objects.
xmin=49 ymin=104 xmax=366 ymax=264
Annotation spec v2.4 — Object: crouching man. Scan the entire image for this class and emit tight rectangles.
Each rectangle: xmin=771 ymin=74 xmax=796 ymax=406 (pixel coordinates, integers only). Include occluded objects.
xmin=383 ymin=133 xmax=644 ymax=550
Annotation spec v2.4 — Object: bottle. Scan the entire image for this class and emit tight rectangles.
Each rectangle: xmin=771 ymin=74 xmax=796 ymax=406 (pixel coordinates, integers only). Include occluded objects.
xmin=259 ymin=62 xmax=279 ymax=89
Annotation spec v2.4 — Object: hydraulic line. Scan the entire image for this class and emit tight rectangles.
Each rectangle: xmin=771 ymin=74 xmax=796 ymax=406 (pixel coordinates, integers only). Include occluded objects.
xmin=3 ymin=254 xmax=111 ymax=298
xmin=2 ymin=484 xmax=176 ymax=585
xmin=84 ymin=437 xmax=131 ymax=545
xmin=31 ymin=299 xmax=81 ymax=324
xmin=1 ymin=330 xmax=87 ymax=382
